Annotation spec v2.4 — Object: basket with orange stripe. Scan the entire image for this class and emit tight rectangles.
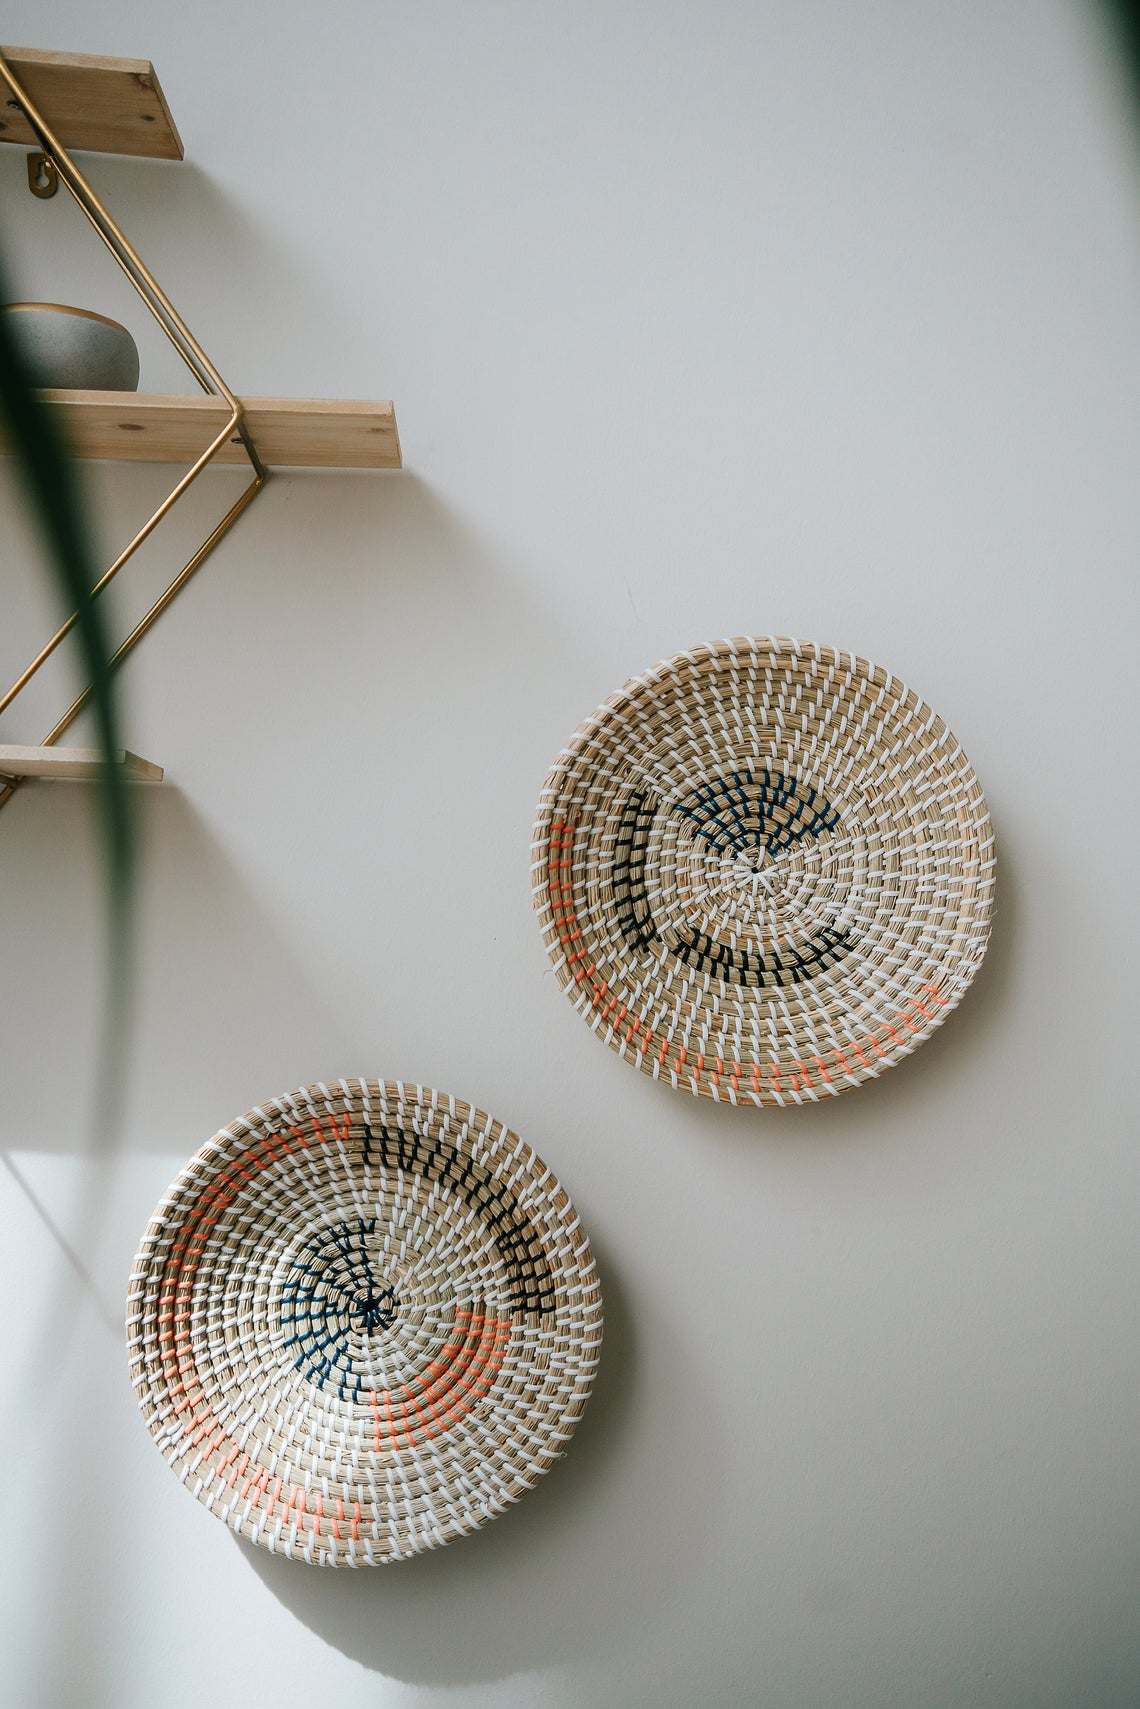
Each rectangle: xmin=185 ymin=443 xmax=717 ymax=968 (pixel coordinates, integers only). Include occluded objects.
xmin=532 ymin=637 xmax=994 ymax=1105
xmin=128 ymin=1080 xmax=603 ymax=1564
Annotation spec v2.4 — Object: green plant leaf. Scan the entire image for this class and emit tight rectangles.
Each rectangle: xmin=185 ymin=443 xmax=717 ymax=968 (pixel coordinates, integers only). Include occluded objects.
xmin=0 ymin=259 xmax=132 ymax=904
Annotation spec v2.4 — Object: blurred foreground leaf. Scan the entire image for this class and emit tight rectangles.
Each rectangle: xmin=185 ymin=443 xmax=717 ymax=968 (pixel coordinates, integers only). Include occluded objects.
xmin=0 ymin=255 xmax=131 ymax=905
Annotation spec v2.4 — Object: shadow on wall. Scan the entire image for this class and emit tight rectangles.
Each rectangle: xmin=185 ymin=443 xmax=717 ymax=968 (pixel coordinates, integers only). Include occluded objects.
xmin=0 ymin=148 xmax=368 ymax=396
xmin=0 ymin=782 xmax=347 ymax=1153
xmin=0 ymin=469 xmax=601 ymax=1158
xmin=126 ymin=787 xmax=354 ymax=1146
xmin=238 ymin=1248 xmax=728 ymax=1687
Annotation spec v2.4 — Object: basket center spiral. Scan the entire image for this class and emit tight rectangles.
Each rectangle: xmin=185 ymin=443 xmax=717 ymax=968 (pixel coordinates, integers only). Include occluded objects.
xmin=723 ymin=845 xmax=782 ymax=894
xmin=283 ymin=1219 xmax=404 ymax=1395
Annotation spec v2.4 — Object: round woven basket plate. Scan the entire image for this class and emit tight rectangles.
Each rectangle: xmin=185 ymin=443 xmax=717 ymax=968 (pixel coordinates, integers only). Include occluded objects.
xmin=532 ymin=637 xmax=994 ymax=1105
xmin=128 ymin=1080 xmax=602 ymax=1564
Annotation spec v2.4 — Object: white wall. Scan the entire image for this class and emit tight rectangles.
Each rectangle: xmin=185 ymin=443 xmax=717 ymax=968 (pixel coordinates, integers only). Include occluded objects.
xmin=2 ymin=3 xmax=1139 ymax=1705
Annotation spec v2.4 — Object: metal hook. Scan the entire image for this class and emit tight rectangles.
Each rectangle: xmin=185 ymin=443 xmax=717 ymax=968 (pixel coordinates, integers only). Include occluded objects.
xmin=27 ymin=151 xmax=58 ymax=198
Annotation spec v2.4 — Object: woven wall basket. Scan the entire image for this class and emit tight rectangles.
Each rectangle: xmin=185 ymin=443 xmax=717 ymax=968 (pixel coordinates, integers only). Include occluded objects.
xmin=532 ymin=637 xmax=995 ymax=1105
xmin=128 ymin=1080 xmax=603 ymax=1565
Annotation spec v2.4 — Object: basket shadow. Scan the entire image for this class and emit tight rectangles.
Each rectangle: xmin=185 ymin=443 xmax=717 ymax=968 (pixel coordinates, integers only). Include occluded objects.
xmin=235 ymin=1244 xmax=727 ymax=1686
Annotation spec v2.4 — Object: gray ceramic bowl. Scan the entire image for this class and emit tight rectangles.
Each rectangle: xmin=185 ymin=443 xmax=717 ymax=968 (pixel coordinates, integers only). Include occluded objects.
xmin=1 ymin=301 xmax=140 ymax=390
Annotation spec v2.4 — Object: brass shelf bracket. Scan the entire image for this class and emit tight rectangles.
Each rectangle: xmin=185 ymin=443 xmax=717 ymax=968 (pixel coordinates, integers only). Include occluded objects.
xmin=0 ymin=46 xmax=267 ymax=813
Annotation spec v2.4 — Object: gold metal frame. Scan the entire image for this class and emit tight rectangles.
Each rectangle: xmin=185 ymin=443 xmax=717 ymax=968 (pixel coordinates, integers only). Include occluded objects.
xmin=0 ymin=47 xmax=267 ymax=811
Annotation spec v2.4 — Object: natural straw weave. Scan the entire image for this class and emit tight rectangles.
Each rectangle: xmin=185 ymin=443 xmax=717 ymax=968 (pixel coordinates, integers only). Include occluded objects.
xmin=532 ymin=637 xmax=995 ymax=1105
xmin=127 ymin=1080 xmax=603 ymax=1564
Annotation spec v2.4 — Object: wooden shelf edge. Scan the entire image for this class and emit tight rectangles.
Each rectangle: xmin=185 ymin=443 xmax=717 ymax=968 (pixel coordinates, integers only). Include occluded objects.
xmin=0 ymin=391 xmax=403 ymax=469
xmin=0 ymin=744 xmax=164 ymax=782
xmin=0 ymin=45 xmax=183 ymax=160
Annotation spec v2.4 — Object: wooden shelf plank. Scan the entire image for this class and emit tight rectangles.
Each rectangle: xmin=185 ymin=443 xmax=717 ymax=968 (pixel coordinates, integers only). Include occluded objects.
xmin=0 ymin=391 xmax=402 ymax=469
xmin=0 ymin=745 xmax=163 ymax=781
xmin=0 ymin=46 xmax=182 ymax=160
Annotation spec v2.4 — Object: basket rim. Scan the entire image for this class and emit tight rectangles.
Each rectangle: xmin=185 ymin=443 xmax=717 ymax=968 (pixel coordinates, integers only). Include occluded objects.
xmin=529 ymin=636 xmax=995 ymax=1107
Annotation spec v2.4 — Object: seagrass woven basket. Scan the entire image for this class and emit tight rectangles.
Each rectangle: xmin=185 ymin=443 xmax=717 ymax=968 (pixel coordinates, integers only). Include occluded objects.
xmin=532 ymin=637 xmax=995 ymax=1104
xmin=128 ymin=1080 xmax=603 ymax=1564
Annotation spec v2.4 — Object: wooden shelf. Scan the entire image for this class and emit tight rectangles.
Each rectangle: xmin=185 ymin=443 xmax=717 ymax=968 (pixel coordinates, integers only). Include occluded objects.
xmin=0 ymin=391 xmax=402 ymax=469
xmin=0 ymin=744 xmax=163 ymax=781
xmin=0 ymin=45 xmax=182 ymax=159
xmin=0 ymin=44 xmax=406 ymax=826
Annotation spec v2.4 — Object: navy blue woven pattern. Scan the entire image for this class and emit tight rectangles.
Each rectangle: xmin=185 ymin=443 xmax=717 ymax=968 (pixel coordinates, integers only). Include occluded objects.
xmin=282 ymin=1219 xmax=398 ymax=1402
xmin=675 ymin=768 xmax=840 ymax=857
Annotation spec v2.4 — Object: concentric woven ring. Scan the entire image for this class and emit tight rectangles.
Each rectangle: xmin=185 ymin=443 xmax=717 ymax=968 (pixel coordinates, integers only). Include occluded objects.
xmin=128 ymin=1080 xmax=603 ymax=1564
xmin=532 ymin=637 xmax=995 ymax=1104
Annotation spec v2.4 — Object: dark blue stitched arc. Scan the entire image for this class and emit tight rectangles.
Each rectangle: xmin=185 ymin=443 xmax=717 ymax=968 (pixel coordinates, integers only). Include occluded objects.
xmin=675 ymin=768 xmax=840 ymax=858
xmin=281 ymin=1219 xmax=398 ymax=1403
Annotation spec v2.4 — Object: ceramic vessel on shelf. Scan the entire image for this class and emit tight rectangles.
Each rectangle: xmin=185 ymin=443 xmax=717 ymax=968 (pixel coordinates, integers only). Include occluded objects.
xmin=1 ymin=301 xmax=140 ymax=390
